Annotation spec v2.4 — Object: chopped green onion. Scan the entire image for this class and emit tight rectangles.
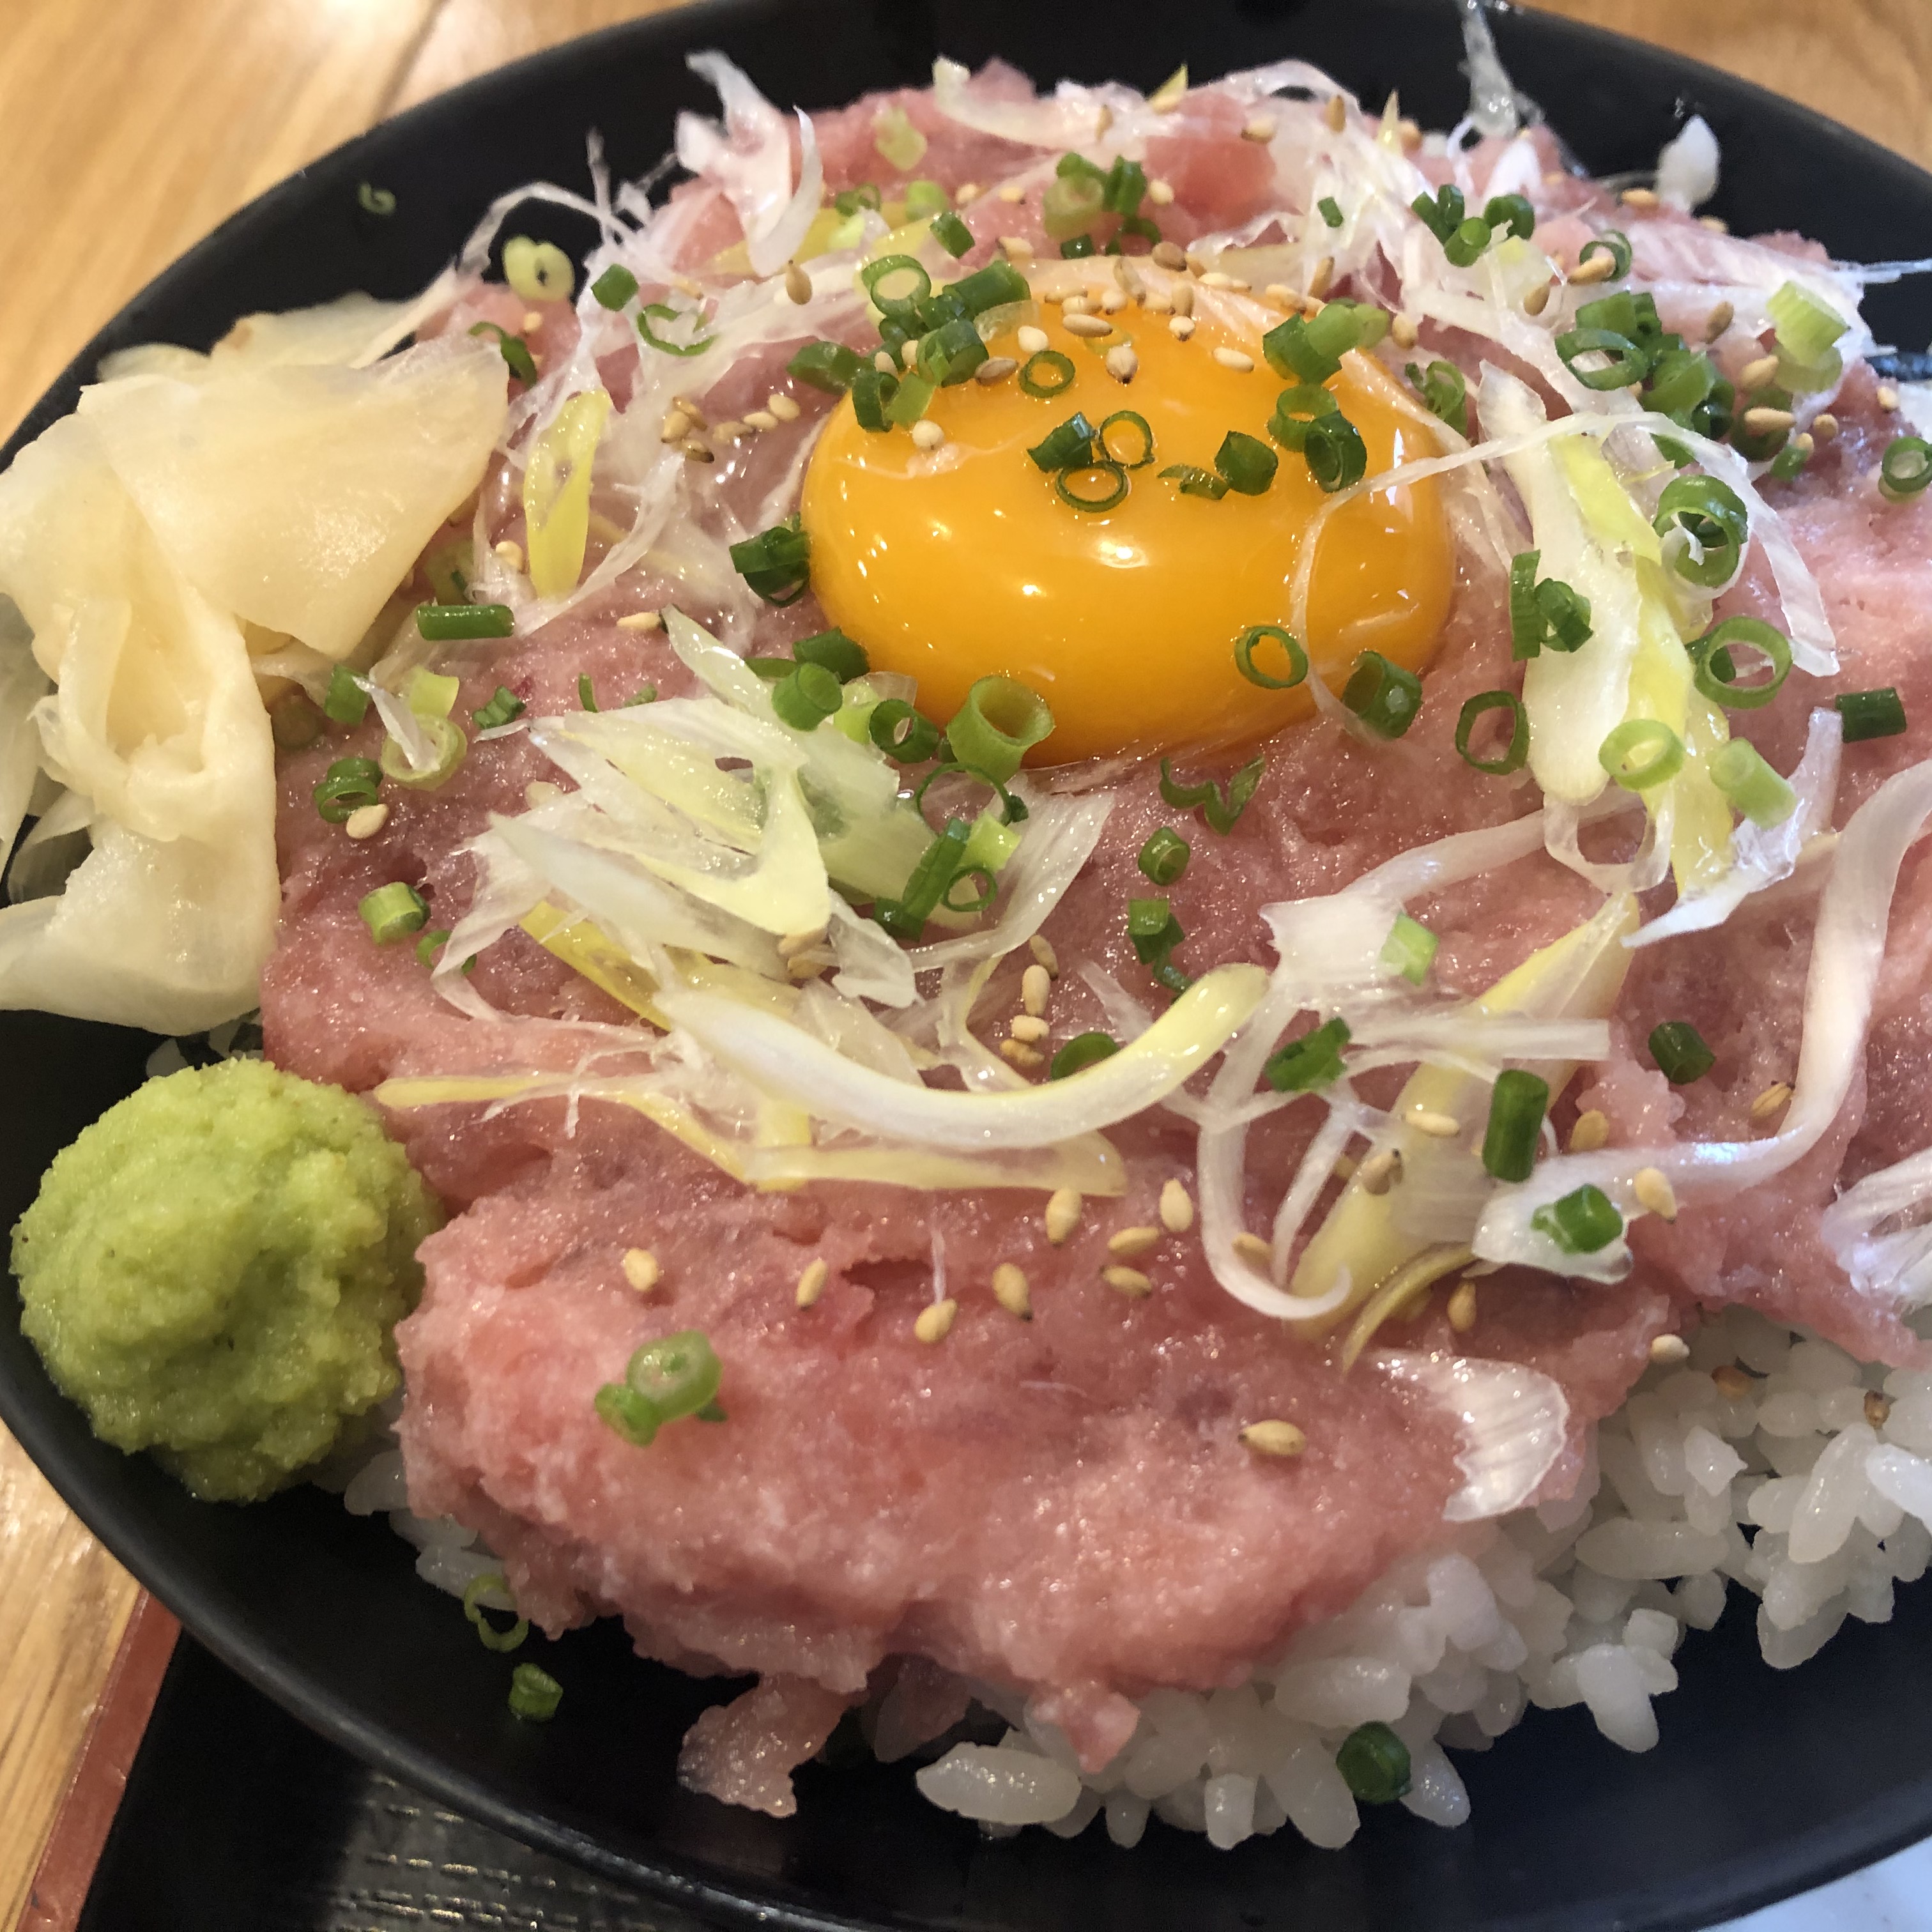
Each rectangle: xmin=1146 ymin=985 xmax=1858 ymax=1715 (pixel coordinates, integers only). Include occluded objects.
xmin=746 ymin=657 xmax=793 ymax=680
xmin=1455 ymin=690 xmax=1529 ymax=775
xmin=788 ymin=340 xmax=864 ymax=393
xmin=1051 ymin=1032 xmax=1121 ymax=1078
xmin=1318 ymin=196 xmax=1344 ymax=229
xmin=1029 ymin=411 xmax=1098 ymax=471
xmin=590 ymin=264 xmax=638 ymax=310
xmin=468 ymin=321 xmax=537 ymax=384
xmin=1766 ymin=280 xmax=1848 ymax=367
xmin=1103 ymin=157 xmax=1149 ymax=218
xmin=903 ymin=178 xmax=949 ymax=218
xmin=1730 ymin=383 xmax=1794 ymax=461
xmin=1234 ymin=624 xmax=1308 ymax=690
xmin=875 ymin=818 xmax=973 ymax=939
xmin=1836 ymin=687 xmax=1908 ymax=742
xmin=1410 ymin=184 xmax=1464 ymax=243
xmin=359 ymin=881 xmax=429 ymax=944
xmin=1881 ymin=436 xmax=1932 ymax=501
xmin=1508 ymin=551 xmax=1592 ymax=658
xmin=772 ymin=661 xmax=845 ymax=731
xmin=949 ymin=260 xmax=1029 ymax=314
xmin=1598 ymin=719 xmax=1684 ymax=791
xmin=1261 ymin=300 xmax=1389 ymax=385
xmin=314 ymin=757 xmax=383 ymax=824
xmin=1159 ymin=463 xmax=1230 ymax=500
xmin=1710 ymin=737 xmax=1797 ymax=827
xmin=931 ymin=210 xmax=974 ymax=257
xmin=868 ymin=698 xmax=944 ymax=762
xmin=378 ymin=716 xmax=465 ymax=791
xmin=1342 ymin=651 xmax=1422 ymax=739
xmin=1406 ymin=360 xmax=1468 ymax=438
xmin=916 ymin=316 xmax=986 ymax=386
xmin=1482 ymin=1068 xmax=1550 ymax=1183
xmin=1641 ymin=346 xmax=1717 ymax=418
xmin=860 ymin=254 xmax=931 ymax=319
xmin=1691 ymin=617 xmax=1790 ymax=710
xmin=1054 ymin=461 xmax=1130 ymax=512
xmin=414 ymin=928 xmax=451 ymax=968
xmin=1128 ymin=895 xmax=1181 ymax=966
xmin=472 ymin=686 xmax=525 ymax=730
xmin=1649 ymin=1020 xmax=1715 ymax=1084
xmin=1532 ymin=1184 xmax=1624 ymax=1255
xmin=1380 ymin=912 xmax=1438 ymax=986
xmin=887 ymin=370 xmax=936 ymax=426
xmin=356 ymin=182 xmax=396 ymax=217
xmin=1653 ymin=475 xmax=1749 ymax=588
xmin=793 ymin=629 xmax=869 ymax=682
xmin=1302 ymin=413 xmax=1367 ymax=493
xmin=1577 ymin=229 xmax=1632 ymax=280
xmin=1483 ymin=193 xmax=1536 ymax=241
xmin=1768 ymin=442 xmax=1811 ymax=481
xmin=1138 ymin=827 xmax=1191 ymax=885
xmin=405 ymin=666 xmax=460 ymax=719
xmin=595 ymin=1380 xmax=659 ymax=1446
xmin=943 ymin=865 xmax=997 ymax=914
xmin=627 ymin=1328 xmax=723 ymax=1422
xmin=728 ymin=516 xmax=811 ymax=606
xmin=507 ymin=1663 xmax=563 ymax=1722
xmin=946 ymin=675 xmax=1054 ymax=781
xmin=960 ymin=807 xmax=1022 ymax=877
xmin=1575 ymin=290 xmax=1662 ymax=344
xmin=1159 ymin=754 xmax=1264 ymax=834
xmin=1265 ymin=1016 xmax=1351 ymax=1093
xmin=1098 ymin=411 xmax=1155 ymax=468
xmin=1019 ymin=349 xmax=1076 ymax=399
xmin=1041 ymin=170 xmax=1106 ymax=240
xmin=638 ymin=302 xmax=716 ymax=357
xmin=415 ymin=602 xmax=513 ymax=641
xmin=834 ymin=184 xmax=883 ymax=217
xmin=1268 ymin=383 xmax=1338 ymax=452
xmin=911 ymin=285 xmax=969 ymax=332
xmin=1059 ymin=234 xmax=1096 ymax=259
xmin=462 ymin=1572 xmax=529 ymax=1653
xmin=875 ymin=105 xmax=929 ymax=172
xmin=577 ymin=673 xmax=600 ymax=711
xmin=1337 ymin=1722 xmax=1412 ymax=1804
xmin=1215 ymin=430 xmax=1278 ymax=495
xmin=1443 ymin=215 xmax=1493 ymax=268
xmin=323 ymin=664 xmax=369 ymax=726
xmin=1554 ymin=326 xmax=1648 ymax=391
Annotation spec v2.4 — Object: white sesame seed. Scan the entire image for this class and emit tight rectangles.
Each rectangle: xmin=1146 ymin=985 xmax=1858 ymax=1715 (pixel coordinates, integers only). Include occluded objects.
xmin=997 ymin=182 xmax=1026 ymax=203
xmin=1000 ymin=236 xmax=1036 ymax=264
xmin=1028 ymin=935 xmax=1060 ymax=976
xmin=954 ymin=181 xmax=982 ymax=205
xmin=1045 ymin=1187 xmax=1082 ymax=1244
xmin=1062 ymin=294 xmax=1091 ymax=315
xmin=1169 ymin=282 xmax=1195 ymax=317
xmin=1108 ymin=1225 xmax=1162 ymax=1259
xmin=622 ymin=1248 xmax=661 ymax=1294
xmin=1323 ymin=94 xmax=1347 ymax=133
xmin=1620 ymin=186 xmax=1660 ymax=210
xmin=1009 ymin=1014 xmax=1050 ymax=1043
xmin=1200 ymin=271 xmax=1238 ymax=290
xmin=975 ymin=356 xmax=1017 ymax=383
xmin=1213 ymin=346 xmax=1255 ymax=372
xmin=1650 ymin=1333 xmax=1690 ymax=1365
xmin=1185 ymin=250 xmax=1211 ymax=275
xmin=999 ymin=1036 xmax=1043 ymax=1069
xmin=915 ymin=1298 xmax=958 ymax=1342
xmin=1712 ymin=1365 xmax=1754 ymax=1399
xmin=910 ymin=419 xmax=947 ymax=452
xmin=1568 ymin=252 xmax=1616 ymax=285
xmin=524 ymin=781 xmax=560 ymax=809
xmin=1242 ymin=116 xmax=1277 ymax=143
xmin=1148 ymin=178 xmax=1176 ymax=206
xmin=795 ymin=1258 xmax=829 ymax=1308
xmin=1742 ymin=405 xmax=1796 ymax=436
xmin=776 ymin=928 xmax=828 ymax=960
xmin=1098 ymin=288 xmax=1128 ymax=314
xmin=1879 ymin=383 xmax=1902 ymax=411
xmin=874 ymin=349 xmax=897 ymax=373
xmin=1308 ymin=256 xmax=1334 ymax=300
xmin=661 ymin=408 xmax=691 ymax=443
xmin=673 ymin=395 xmax=707 ymax=428
xmin=1016 ymin=325 xmax=1051 ymax=356
xmin=1447 ymin=1280 xmax=1477 ymax=1333
xmin=493 ymin=539 xmax=524 ymax=572
xmin=1022 ymin=963 xmax=1052 ymax=1015
xmin=784 ymin=262 xmax=813 ymax=305
xmin=1094 ymin=106 xmax=1113 ymax=137
xmin=1704 ymin=300 xmax=1735 ymax=341
xmin=1357 ymin=1148 xmax=1402 ymax=1195
xmin=1633 ymin=1167 xmax=1678 ymax=1222
xmin=1062 ymin=313 xmax=1113 ymax=339
xmin=1159 ymin=1179 xmax=1194 ymax=1234
xmin=521 ymin=310 xmax=546 ymax=334
xmin=343 ymin=802 xmax=388 ymax=840
xmin=1232 ymin=1232 xmax=1273 ymax=1268
xmin=1410 ymin=1108 xmax=1462 ymax=1139
xmin=1523 ymin=281 xmax=1552 ymax=317
xmin=1811 ymin=412 xmax=1839 ymax=443
xmin=1569 ymin=1109 xmax=1611 ymax=1153
xmin=1390 ymin=313 xmax=1420 ymax=349
xmin=1751 ymin=1081 xmax=1794 ymax=1123
xmin=1104 ymin=344 xmax=1138 ymax=383
xmin=743 ymin=409 xmax=779 ymax=431
xmin=1700 ymin=215 xmax=1730 ymax=233
xmin=1151 ymin=241 xmax=1187 ymax=272
xmin=617 ymin=610 xmax=662 ymax=632
xmin=1867 ymin=1391 xmax=1894 ymax=1429
xmin=709 ymin=418 xmax=746 ymax=442
xmin=1241 ymin=1419 xmax=1307 ymax=1457
xmin=1739 ymin=353 xmax=1781 ymax=390
xmin=1102 ymin=1265 xmax=1152 ymax=1298
xmin=992 ymin=1262 xmax=1031 ymax=1319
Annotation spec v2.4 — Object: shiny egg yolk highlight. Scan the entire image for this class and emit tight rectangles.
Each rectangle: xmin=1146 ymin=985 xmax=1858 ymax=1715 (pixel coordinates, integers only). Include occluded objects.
xmin=799 ymin=312 xmax=1453 ymax=765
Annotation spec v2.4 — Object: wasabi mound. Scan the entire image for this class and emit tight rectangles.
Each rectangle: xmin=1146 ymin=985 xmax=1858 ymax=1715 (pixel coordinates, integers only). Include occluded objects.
xmin=12 ymin=1057 xmax=440 ymax=1500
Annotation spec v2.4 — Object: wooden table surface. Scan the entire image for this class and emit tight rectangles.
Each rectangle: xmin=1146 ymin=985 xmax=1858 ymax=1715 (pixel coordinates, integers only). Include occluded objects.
xmin=1 ymin=1 xmax=1928 ymax=1923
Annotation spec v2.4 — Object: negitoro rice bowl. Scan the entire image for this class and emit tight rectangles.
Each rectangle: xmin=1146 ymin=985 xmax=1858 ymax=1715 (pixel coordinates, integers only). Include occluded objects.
xmin=10 ymin=1 xmax=1932 ymax=1867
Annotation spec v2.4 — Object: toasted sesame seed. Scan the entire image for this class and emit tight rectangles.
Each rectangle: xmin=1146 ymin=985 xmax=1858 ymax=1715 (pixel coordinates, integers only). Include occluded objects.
xmin=795 ymin=1258 xmax=829 ymax=1308
xmin=1159 ymin=1178 xmax=1195 ymax=1234
xmin=1712 ymin=1364 xmax=1754 ymax=1399
xmin=1016 ymin=324 xmax=1052 ymax=356
xmin=1357 ymin=1148 xmax=1402 ymax=1195
xmin=743 ymin=409 xmax=779 ymax=431
xmin=784 ymin=261 xmax=813 ymax=305
xmin=999 ymin=236 xmax=1036 ymax=264
xmin=1641 ymin=1333 xmax=1689 ymax=1368
xmin=1103 ymin=1264 xmax=1152 ymax=1298
xmin=1867 ymin=1390 xmax=1893 ymax=1428
xmin=1105 ymin=344 xmax=1139 ymax=383
xmin=616 ymin=610 xmax=663 ymax=632
xmin=992 ymin=1262 xmax=1031 ymax=1319
xmin=520 ymin=310 xmax=546 ymax=336
xmin=955 ymin=181 xmax=982 ymax=205
xmin=710 ymin=419 xmax=747 ymax=442
xmin=1447 ymin=1280 xmax=1478 ymax=1333
xmin=1028 ymin=933 xmax=1060 ymax=976
xmin=1750 ymin=1081 xmax=1794 ymax=1123
xmin=785 ymin=950 xmax=831 ymax=981
xmin=1169 ymin=314 xmax=1197 ymax=341
xmin=1213 ymin=347 xmax=1255 ymax=372
xmin=910 ymin=419 xmax=947 ymax=452
xmin=1410 ymin=1108 xmax=1461 ymax=1139
xmin=667 ymin=272 xmax=704 ymax=298
xmin=1098 ymin=288 xmax=1129 ymax=312
xmin=681 ymin=436 xmax=714 ymax=463
xmin=1308 ymin=256 xmax=1335 ymax=300
xmin=767 ymin=392 xmax=800 ymax=422
xmin=1632 ymin=1168 xmax=1678 ymax=1222
xmin=997 ymin=182 xmax=1026 ymax=203
xmin=916 ymin=1298 xmax=958 ymax=1342
xmin=1398 ymin=118 xmax=1422 ymax=151
xmin=874 ymin=349 xmax=898 ymax=373
xmin=1241 ymin=1418 xmax=1307 ymax=1457
xmin=343 ymin=802 xmax=388 ymax=840
xmin=1523 ymin=280 xmax=1552 ymax=317
xmin=1620 ymin=187 xmax=1660 ymax=210
xmin=1242 ymin=116 xmax=1277 ymax=143
xmin=1062 ymin=295 xmax=1092 ymax=316
xmin=1094 ymin=105 xmax=1113 ymax=137
xmin=1811 ymin=411 xmax=1839 ymax=443
xmin=1390 ymin=313 xmax=1420 ymax=348
xmin=1569 ymin=1109 xmax=1611 ymax=1153
xmin=1045 ymin=1187 xmax=1082 ymax=1244
xmin=1703 ymin=301 xmax=1735 ymax=341
xmin=524 ymin=781 xmax=560 ymax=808
xmin=776 ymin=928 xmax=828 ymax=960
xmin=1185 ymin=250 xmax=1211 ymax=275
xmin=673 ymin=395 xmax=708 ymax=428
xmin=1791 ymin=430 xmax=1815 ymax=459
xmin=1700 ymin=215 xmax=1729 ymax=233
xmin=1742 ymin=405 xmax=1796 ymax=436
xmin=1232 ymin=1232 xmax=1274 ymax=1268
xmin=1022 ymin=963 xmax=1052 ymax=1016
xmin=1009 ymin=1014 xmax=1050 ymax=1043
xmin=1151 ymin=241 xmax=1188 ymax=272
xmin=1169 ymin=281 xmax=1196 ymax=317
xmin=1108 ymin=1225 xmax=1162 ymax=1259
xmin=661 ymin=408 xmax=691 ymax=443
xmin=622 ymin=1248 xmax=661 ymax=1294
xmin=1113 ymin=254 xmax=1144 ymax=296
xmin=999 ymin=1036 xmax=1043 ymax=1069
xmin=1323 ymin=94 xmax=1347 ymax=133
xmin=1263 ymin=282 xmax=1296 ymax=307
xmin=493 ymin=538 xmax=525 ymax=571
xmin=1878 ymin=383 xmax=1901 ymax=411
xmin=1568 ymin=252 xmax=1616 ymax=285
xmin=975 ymin=357 xmax=1017 ymax=387
xmin=1148 ymin=178 xmax=1176 ymax=206
xmin=1740 ymin=353 xmax=1781 ymax=391
xmin=1063 ymin=313 xmax=1113 ymax=339
xmin=1200 ymin=271 xmax=1238 ymax=290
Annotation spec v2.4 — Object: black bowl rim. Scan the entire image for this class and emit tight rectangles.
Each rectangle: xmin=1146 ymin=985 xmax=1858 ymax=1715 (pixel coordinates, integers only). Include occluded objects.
xmin=8 ymin=5 xmax=1932 ymax=1928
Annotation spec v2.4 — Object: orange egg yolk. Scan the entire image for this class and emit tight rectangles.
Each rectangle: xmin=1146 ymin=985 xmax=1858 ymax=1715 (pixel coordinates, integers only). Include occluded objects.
xmin=799 ymin=308 xmax=1454 ymax=766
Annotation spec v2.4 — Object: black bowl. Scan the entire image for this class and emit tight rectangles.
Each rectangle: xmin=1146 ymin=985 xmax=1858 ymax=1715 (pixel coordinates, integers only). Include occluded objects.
xmin=7 ymin=5 xmax=1932 ymax=1928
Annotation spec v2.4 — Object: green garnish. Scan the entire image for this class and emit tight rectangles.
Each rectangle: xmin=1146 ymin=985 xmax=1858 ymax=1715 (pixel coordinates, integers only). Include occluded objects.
xmin=358 ymin=882 xmax=429 ymax=944
xmin=930 ymin=210 xmax=974 ymax=257
xmin=415 ymin=602 xmax=514 ymax=641
xmin=1482 ymin=1068 xmax=1551 ymax=1183
xmin=1337 ymin=1722 xmax=1413 ymax=1804
xmin=1341 ymin=651 xmax=1422 ymax=739
xmin=1881 ymin=436 xmax=1932 ymax=502
xmin=463 ymin=1572 xmax=530 ymax=1653
xmin=1029 ymin=411 xmax=1098 ymax=471
xmin=1690 ymin=617 xmax=1790 ymax=710
xmin=1710 ymin=739 xmax=1797 ymax=827
xmin=508 ymin=1663 xmax=563 ymax=1722
xmin=771 ymin=661 xmax=844 ymax=732
xmin=1019 ymin=350 xmax=1077 ymax=399
xmin=314 ymin=757 xmax=383 ymax=825
xmin=471 ymin=687 xmax=525 ymax=730
xmin=1138 ymin=827 xmax=1190 ymax=885
xmin=468 ymin=321 xmax=537 ymax=384
xmin=1533 ymin=1184 xmax=1624 ymax=1255
xmin=1649 ymin=1020 xmax=1715 ymax=1085
xmin=729 ymin=516 xmax=811 ymax=606
xmin=1265 ymin=1016 xmax=1350 ymax=1093
xmin=590 ymin=264 xmax=639 ymax=310
xmin=1508 ymin=551 xmax=1592 ymax=658
xmin=1379 ymin=912 xmax=1438 ymax=986
xmin=1159 ymin=754 xmax=1264 ymax=834
xmin=1836 ymin=687 xmax=1908 ymax=742
xmin=1050 ymin=1032 xmax=1121 ymax=1078
xmin=946 ymin=676 xmax=1054 ymax=783
xmin=1215 ymin=430 xmax=1278 ymax=495
xmin=1598 ymin=719 xmax=1684 ymax=791
xmin=788 ymin=341 xmax=866 ymax=393
xmin=1455 ymin=691 xmax=1529 ymax=775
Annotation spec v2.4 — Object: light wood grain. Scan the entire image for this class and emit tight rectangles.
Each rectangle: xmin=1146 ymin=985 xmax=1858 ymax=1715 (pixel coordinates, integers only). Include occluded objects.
xmin=0 ymin=2 xmax=1927 ymax=1924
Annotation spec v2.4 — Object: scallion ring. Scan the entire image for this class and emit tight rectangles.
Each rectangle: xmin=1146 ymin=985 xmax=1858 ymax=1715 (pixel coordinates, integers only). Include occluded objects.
xmin=378 ymin=718 xmax=466 ymax=791
xmin=1482 ymin=193 xmax=1536 ymax=241
xmin=1159 ymin=463 xmax=1230 ymax=500
xmin=1577 ymin=229 xmax=1632 ymax=280
xmin=1341 ymin=650 xmax=1422 ymax=739
xmin=944 ymin=675 xmax=1055 ymax=782
xmin=467 ymin=321 xmax=537 ymax=385
xmin=1234 ymin=624 xmax=1308 ymax=691
xmin=1268 ymin=384 xmax=1338 ymax=452
xmin=1598 ymin=719 xmax=1685 ymax=790
xmin=1098 ymin=410 xmax=1155 ymax=468
xmin=1054 ymin=461 xmax=1130 ymax=512
xmin=1653 ymin=475 xmax=1749 ymax=588
xmin=1710 ymin=738 xmax=1797 ymax=827
xmin=1302 ymin=413 xmax=1367 ymax=493
xmin=868 ymin=698 xmax=944 ymax=763
xmin=859 ymin=254 xmax=932 ymax=320
xmin=463 ymin=1572 xmax=530 ymax=1653
xmin=1690 ymin=616 xmax=1790 ymax=709
xmin=771 ymin=661 xmax=845 ymax=731
xmin=637 ymin=303 xmax=716 ymax=358
xmin=1881 ymin=435 xmax=1932 ymax=502
xmin=1215 ymin=430 xmax=1278 ymax=495
xmin=313 ymin=756 xmax=384 ymax=824
xmin=1018 ymin=349 xmax=1076 ymax=399
xmin=358 ymin=880 xmax=429 ymax=944
xmin=1455 ymin=691 xmax=1529 ymax=774
xmin=942 ymin=865 xmax=997 ymax=914
xmin=1554 ymin=326 xmax=1649 ymax=392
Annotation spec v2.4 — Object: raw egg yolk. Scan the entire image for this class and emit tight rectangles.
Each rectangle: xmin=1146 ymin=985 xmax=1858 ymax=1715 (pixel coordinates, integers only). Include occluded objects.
xmin=799 ymin=310 xmax=1453 ymax=765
